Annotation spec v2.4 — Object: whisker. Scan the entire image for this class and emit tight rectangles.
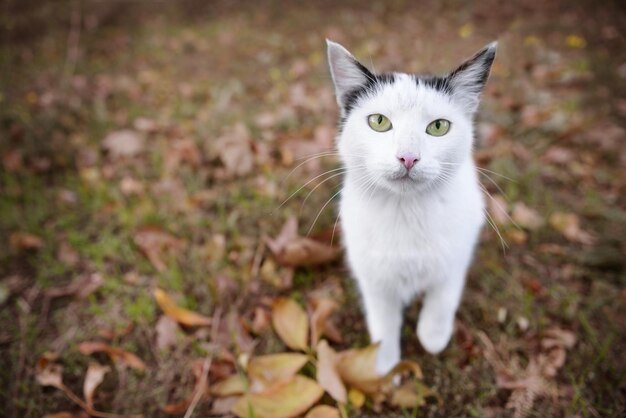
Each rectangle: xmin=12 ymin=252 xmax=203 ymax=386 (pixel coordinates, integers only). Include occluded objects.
xmin=307 ymin=189 xmax=342 ymax=236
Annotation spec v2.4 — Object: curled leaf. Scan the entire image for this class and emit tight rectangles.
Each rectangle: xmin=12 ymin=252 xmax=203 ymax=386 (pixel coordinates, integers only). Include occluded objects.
xmin=232 ymin=375 xmax=324 ymax=418
xmin=316 ymin=340 xmax=346 ymax=403
xmin=336 ymin=344 xmax=380 ymax=393
xmin=153 ymin=288 xmax=212 ymax=327
xmin=310 ymin=297 xmax=339 ymax=346
xmin=271 ymin=298 xmax=309 ymax=351
xmin=78 ymin=341 xmax=146 ymax=371
xmin=84 ymin=362 xmax=111 ymax=408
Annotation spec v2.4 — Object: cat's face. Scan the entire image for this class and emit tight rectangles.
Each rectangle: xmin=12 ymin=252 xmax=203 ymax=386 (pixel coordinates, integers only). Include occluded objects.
xmin=327 ymin=40 xmax=496 ymax=194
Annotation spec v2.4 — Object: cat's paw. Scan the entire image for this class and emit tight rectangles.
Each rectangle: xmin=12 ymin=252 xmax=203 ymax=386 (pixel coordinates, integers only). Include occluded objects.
xmin=417 ymin=317 xmax=453 ymax=354
xmin=375 ymin=347 xmax=400 ymax=376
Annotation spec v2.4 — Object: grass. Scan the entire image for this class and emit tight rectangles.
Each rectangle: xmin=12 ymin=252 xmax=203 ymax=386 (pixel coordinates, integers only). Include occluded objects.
xmin=1 ymin=1 xmax=625 ymax=417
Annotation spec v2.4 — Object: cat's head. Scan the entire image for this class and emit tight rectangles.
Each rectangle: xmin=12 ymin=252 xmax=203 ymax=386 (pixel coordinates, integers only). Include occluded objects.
xmin=327 ymin=40 xmax=496 ymax=194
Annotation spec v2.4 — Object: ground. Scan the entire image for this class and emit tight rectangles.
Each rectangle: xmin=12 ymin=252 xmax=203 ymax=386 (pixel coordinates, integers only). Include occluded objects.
xmin=1 ymin=1 xmax=625 ymax=417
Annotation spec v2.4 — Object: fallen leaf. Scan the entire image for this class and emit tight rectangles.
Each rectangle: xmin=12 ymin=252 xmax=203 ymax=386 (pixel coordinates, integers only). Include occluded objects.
xmin=316 ymin=340 xmax=346 ymax=403
xmin=9 ymin=232 xmax=43 ymax=250
xmin=44 ymin=273 xmax=103 ymax=300
xmin=541 ymin=327 xmax=577 ymax=350
xmin=549 ymin=212 xmax=595 ymax=244
xmin=248 ymin=353 xmax=309 ymax=392
xmin=487 ymin=195 xmax=510 ymax=225
xmin=211 ymin=374 xmax=248 ymax=397
xmin=83 ymin=362 xmax=111 ymax=409
xmin=232 ymin=375 xmax=324 ymax=418
xmin=336 ymin=344 xmax=380 ymax=393
xmin=304 ymin=405 xmax=340 ymax=418
xmin=215 ymin=123 xmax=255 ymax=178
xmin=266 ymin=217 xmax=340 ymax=267
xmin=512 ymin=203 xmax=544 ymax=230
xmin=36 ymin=359 xmax=64 ymax=388
xmin=310 ymin=297 xmax=339 ymax=346
xmin=348 ymin=388 xmax=366 ymax=408
xmin=271 ymin=298 xmax=309 ymax=351
xmin=102 ymin=129 xmax=145 ymax=158
xmin=250 ymin=306 xmax=271 ymax=335
xmin=211 ymin=396 xmax=241 ymax=415
xmin=134 ymin=226 xmax=186 ymax=272
xmin=78 ymin=341 xmax=146 ymax=371
xmin=153 ymin=288 xmax=212 ymax=327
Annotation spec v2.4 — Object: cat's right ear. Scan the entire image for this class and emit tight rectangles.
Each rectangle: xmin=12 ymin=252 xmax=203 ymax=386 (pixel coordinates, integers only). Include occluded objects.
xmin=326 ymin=40 xmax=373 ymax=113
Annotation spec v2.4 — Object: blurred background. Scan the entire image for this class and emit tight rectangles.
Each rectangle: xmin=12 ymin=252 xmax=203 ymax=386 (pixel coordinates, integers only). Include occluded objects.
xmin=1 ymin=1 xmax=625 ymax=417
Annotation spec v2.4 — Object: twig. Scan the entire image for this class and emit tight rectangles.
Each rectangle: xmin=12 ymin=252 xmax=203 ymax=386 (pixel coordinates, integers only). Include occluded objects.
xmin=183 ymin=309 xmax=222 ymax=418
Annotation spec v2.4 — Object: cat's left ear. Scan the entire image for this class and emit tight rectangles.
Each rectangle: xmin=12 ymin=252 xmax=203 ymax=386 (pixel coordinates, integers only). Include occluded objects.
xmin=448 ymin=41 xmax=497 ymax=114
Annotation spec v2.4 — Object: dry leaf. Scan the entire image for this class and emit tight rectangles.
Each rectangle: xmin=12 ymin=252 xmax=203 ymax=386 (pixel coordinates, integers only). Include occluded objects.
xmin=215 ymin=123 xmax=255 ymax=178
xmin=36 ymin=359 xmax=64 ymax=388
xmin=310 ymin=297 xmax=339 ymax=346
xmin=541 ymin=327 xmax=577 ymax=350
xmin=271 ymin=298 xmax=309 ymax=351
xmin=9 ymin=232 xmax=43 ymax=250
xmin=153 ymin=288 xmax=212 ymax=327
xmin=512 ymin=203 xmax=544 ymax=230
xmin=248 ymin=353 xmax=309 ymax=392
xmin=316 ymin=340 xmax=346 ymax=403
xmin=134 ymin=227 xmax=186 ymax=272
xmin=232 ymin=375 xmax=324 ymax=418
xmin=266 ymin=217 xmax=340 ymax=267
xmin=389 ymin=380 xmax=437 ymax=408
xmin=549 ymin=212 xmax=595 ymax=244
xmin=304 ymin=405 xmax=340 ymax=418
xmin=83 ymin=362 xmax=111 ymax=409
xmin=336 ymin=344 xmax=380 ymax=393
xmin=78 ymin=341 xmax=146 ymax=371
xmin=211 ymin=374 xmax=248 ymax=397
xmin=102 ymin=129 xmax=144 ymax=158
xmin=211 ymin=396 xmax=241 ymax=415
xmin=348 ymin=388 xmax=366 ymax=408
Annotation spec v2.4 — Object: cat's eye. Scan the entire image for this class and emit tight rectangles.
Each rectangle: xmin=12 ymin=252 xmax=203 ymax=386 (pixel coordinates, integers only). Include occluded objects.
xmin=426 ymin=119 xmax=451 ymax=136
xmin=367 ymin=114 xmax=392 ymax=132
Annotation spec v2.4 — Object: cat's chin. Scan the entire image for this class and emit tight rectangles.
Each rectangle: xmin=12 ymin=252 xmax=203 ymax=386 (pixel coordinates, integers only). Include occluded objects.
xmin=381 ymin=175 xmax=435 ymax=194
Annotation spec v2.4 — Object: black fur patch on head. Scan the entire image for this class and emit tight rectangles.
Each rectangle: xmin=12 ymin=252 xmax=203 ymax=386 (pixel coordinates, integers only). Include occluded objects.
xmin=416 ymin=75 xmax=453 ymax=94
xmin=341 ymin=62 xmax=396 ymax=116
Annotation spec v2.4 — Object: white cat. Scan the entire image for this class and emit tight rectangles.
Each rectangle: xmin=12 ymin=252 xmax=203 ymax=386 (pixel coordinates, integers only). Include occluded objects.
xmin=326 ymin=40 xmax=496 ymax=374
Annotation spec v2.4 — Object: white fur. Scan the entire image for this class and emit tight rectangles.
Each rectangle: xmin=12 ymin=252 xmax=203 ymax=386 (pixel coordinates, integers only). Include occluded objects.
xmin=327 ymin=41 xmax=494 ymax=374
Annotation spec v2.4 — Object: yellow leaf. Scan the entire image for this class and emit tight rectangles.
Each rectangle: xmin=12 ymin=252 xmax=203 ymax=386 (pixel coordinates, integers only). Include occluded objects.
xmin=271 ymin=298 xmax=309 ymax=351
xmin=458 ymin=23 xmax=473 ymax=39
xmin=211 ymin=375 xmax=248 ymax=397
xmin=316 ymin=340 xmax=346 ymax=403
xmin=153 ymin=288 xmax=212 ymax=327
xmin=389 ymin=381 xmax=437 ymax=408
xmin=348 ymin=388 xmax=365 ymax=408
xmin=566 ymin=35 xmax=586 ymax=48
xmin=304 ymin=405 xmax=340 ymax=418
xmin=232 ymin=375 xmax=324 ymax=418
xmin=248 ymin=353 xmax=309 ymax=392
xmin=336 ymin=344 xmax=380 ymax=393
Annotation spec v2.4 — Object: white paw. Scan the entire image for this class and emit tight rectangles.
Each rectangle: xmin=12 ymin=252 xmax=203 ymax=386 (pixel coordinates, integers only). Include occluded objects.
xmin=417 ymin=317 xmax=453 ymax=354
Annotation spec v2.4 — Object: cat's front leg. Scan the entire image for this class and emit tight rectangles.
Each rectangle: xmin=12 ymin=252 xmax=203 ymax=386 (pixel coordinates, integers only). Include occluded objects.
xmin=417 ymin=274 xmax=465 ymax=354
xmin=359 ymin=282 xmax=403 ymax=375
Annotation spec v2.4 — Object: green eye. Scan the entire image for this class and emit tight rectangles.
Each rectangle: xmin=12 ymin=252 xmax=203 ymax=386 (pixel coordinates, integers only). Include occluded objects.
xmin=367 ymin=114 xmax=392 ymax=132
xmin=426 ymin=119 xmax=451 ymax=136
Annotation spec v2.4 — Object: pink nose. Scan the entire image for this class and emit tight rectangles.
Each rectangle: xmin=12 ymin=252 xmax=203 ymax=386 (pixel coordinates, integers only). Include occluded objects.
xmin=397 ymin=153 xmax=419 ymax=170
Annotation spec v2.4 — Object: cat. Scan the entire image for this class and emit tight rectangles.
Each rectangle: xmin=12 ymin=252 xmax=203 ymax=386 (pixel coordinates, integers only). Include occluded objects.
xmin=326 ymin=39 xmax=496 ymax=374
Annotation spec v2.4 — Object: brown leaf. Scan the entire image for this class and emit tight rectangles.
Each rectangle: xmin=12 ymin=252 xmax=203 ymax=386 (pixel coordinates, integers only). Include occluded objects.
xmin=83 ymin=362 xmax=111 ymax=409
xmin=153 ymin=288 xmax=212 ymax=327
xmin=549 ymin=212 xmax=595 ymax=245
xmin=44 ymin=273 xmax=103 ymax=300
xmin=304 ymin=405 xmax=340 ymax=418
xmin=310 ymin=297 xmax=339 ymax=346
xmin=215 ymin=123 xmax=255 ymax=178
xmin=36 ymin=358 xmax=64 ymax=388
xmin=102 ymin=129 xmax=144 ymax=158
xmin=10 ymin=232 xmax=44 ymax=250
xmin=232 ymin=375 xmax=324 ymax=418
xmin=389 ymin=380 xmax=438 ymax=409
xmin=248 ymin=353 xmax=309 ymax=393
xmin=78 ymin=341 xmax=146 ymax=371
xmin=336 ymin=344 xmax=380 ymax=393
xmin=271 ymin=298 xmax=309 ymax=351
xmin=211 ymin=374 xmax=248 ymax=397
xmin=250 ymin=306 xmax=271 ymax=335
xmin=134 ymin=227 xmax=186 ymax=272
xmin=266 ymin=217 xmax=340 ymax=267
xmin=316 ymin=340 xmax=346 ymax=403
xmin=512 ymin=203 xmax=544 ymax=230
